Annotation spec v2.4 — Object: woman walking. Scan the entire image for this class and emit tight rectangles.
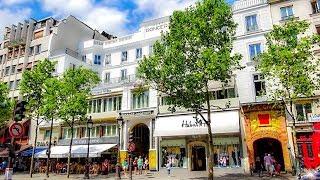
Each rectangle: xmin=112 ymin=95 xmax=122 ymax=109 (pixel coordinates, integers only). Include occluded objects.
xmin=144 ymin=157 xmax=149 ymax=175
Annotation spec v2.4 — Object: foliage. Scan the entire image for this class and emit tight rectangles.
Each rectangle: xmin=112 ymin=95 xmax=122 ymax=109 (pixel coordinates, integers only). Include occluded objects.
xmin=19 ymin=58 xmax=57 ymax=116
xmin=256 ymin=19 xmax=320 ymax=120
xmin=0 ymin=82 xmax=12 ymax=128
xmin=138 ymin=0 xmax=241 ymax=178
xmin=138 ymin=0 xmax=241 ymax=111
xmin=58 ymin=66 xmax=100 ymax=122
xmin=39 ymin=77 xmax=61 ymax=119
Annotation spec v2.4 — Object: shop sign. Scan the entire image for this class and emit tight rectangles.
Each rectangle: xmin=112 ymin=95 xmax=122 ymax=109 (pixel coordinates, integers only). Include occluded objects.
xmin=58 ymin=137 xmax=118 ymax=145
xmin=308 ymin=113 xmax=320 ymax=122
xmin=145 ymin=22 xmax=169 ymax=33
xmin=122 ymin=110 xmax=154 ymax=118
xmin=91 ymin=88 xmax=111 ymax=95
xmin=181 ymin=119 xmax=206 ymax=128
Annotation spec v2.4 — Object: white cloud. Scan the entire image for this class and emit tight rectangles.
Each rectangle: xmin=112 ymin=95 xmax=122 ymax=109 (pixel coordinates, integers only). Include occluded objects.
xmin=0 ymin=8 xmax=31 ymax=40
xmin=0 ymin=0 xmax=31 ymax=6
xmin=40 ymin=0 xmax=129 ymax=36
xmin=133 ymin=0 xmax=196 ymax=20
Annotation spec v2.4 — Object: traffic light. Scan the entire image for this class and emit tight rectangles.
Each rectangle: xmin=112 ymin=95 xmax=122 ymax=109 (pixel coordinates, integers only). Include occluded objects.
xmin=14 ymin=100 xmax=27 ymax=121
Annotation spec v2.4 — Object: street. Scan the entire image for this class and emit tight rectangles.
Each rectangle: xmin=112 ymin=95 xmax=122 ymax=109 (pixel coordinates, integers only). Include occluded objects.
xmin=1 ymin=168 xmax=297 ymax=180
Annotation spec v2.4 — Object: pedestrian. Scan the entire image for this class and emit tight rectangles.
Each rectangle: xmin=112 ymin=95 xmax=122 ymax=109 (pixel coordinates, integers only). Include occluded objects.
xmin=144 ymin=157 xmax=149 ymax=175
xmin=123 ymin=158 xmax=128 ymax=176
xmin=264 ymin=153 xmax=273 ymax=177
xmin=138 ymin=156 xmax=143 ymax=175
xmin=133 ymin=157 xmax=138 ymax=175
xmin=166 ymin=159 xmax=172 ymax=177
xmin=101 ymin=160 xmax=107 ymax=175
xmin=255 ymin=156 xmax=263 ymax=177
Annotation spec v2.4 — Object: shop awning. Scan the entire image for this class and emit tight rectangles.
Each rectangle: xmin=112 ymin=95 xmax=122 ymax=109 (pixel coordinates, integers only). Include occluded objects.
xmin=154 ymin=110 xmax=240 ymax=137
xmin=0 ymin=144 xmax=31 ymax=157
xmin=35 ymin=144 xmax=117 ymax=158
xmin=20 ymin=147 xmax=47 ymax=157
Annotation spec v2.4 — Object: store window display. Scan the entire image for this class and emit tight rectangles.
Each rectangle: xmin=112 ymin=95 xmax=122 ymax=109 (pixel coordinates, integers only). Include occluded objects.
xmin=161 ymin=147 xmax=186 ymax=168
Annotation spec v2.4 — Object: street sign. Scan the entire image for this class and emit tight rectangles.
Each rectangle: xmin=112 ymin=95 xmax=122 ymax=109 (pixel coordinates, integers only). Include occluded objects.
xmin=128 ymin=142 xmax=136 ymax=152
xmin=9 ymin=123 xmax=24 ymax=138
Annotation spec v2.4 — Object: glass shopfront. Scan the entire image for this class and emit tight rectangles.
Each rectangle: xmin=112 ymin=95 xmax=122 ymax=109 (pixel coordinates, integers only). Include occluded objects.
xmin=212 ymin=137 xmax=241 ymax=167
xmin=160 ymin=139 xmax=187 ymax=168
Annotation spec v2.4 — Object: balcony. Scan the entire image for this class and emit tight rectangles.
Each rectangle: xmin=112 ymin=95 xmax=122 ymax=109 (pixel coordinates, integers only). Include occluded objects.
xmin=98 ymin=74 xmax=138 ymax=88
xmin=83 ymin=39 xmax=104 ymax=49
xmin=246 ymin=25 xmax=259 ymax=34
xmin=8 ymin=37 xmax=26 ymax=48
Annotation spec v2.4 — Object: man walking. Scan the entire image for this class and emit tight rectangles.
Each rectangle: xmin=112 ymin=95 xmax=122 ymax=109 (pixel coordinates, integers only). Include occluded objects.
xmin=264 ymin=153 xmax=273 ymax=177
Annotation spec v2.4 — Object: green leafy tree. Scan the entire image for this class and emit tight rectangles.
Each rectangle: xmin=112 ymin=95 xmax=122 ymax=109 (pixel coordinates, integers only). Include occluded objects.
xmin=19 ymin=58 xmax=56 ymax=178
xmin=256 ymin=19 xmax=320 ymax=172
xmin=0 ymin=82 xmax=12 ymax=129
xmin=137 ymin=0 xmax=241 ymax=179
xmin=58 ymin=66 xmax=100 ymax=178
xmin=39 ymin=77 xmax=61 ymax=177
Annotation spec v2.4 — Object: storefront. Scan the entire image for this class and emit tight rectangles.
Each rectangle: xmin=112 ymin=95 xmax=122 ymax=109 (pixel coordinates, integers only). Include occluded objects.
xmin=154 ymin=110 xmax=241 ymax=171
xmin=241 ymin=104 xmax=291 ymax=172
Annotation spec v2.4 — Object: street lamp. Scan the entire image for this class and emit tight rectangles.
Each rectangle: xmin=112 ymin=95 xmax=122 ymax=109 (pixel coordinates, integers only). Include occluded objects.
xmin=116 ymin=113 xmax=124 ymax=180
xmin=84 ymin=116 xmax=93 ymax=179
xmin=287 ymin=144 xmax=297 ymax=176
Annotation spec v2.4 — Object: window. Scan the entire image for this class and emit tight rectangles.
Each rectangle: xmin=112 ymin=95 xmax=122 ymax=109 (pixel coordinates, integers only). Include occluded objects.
xmin=121 ymin=51 xmax=127 ymax=62
xmin=5 ymin=67 xmax=10 ymax=75
xmin=11 ymin=65 xmax=16 ymax=74
xmin=249 ymin=43 xmax=261 ymax=60
xmin=9 ymin=81 xmax=14 ymax=90
xmin=316 ymin=26 xmax=320 ymax=35
xmin=29 ymin=47 xmax=34 ymax=56
xmin=296 ymin=103 xmax=312 ymax=121
xmin=82 ymin=127 xmax=88 ymax=138
xmin=16 ymin=80 xmax=21 ymax=89
xmin=70 ymin=63 xmax=76 ymax=70
xmin=297 ymin=144 xmax=303 ymax=157
xmin=132 ymin=91 xmax=149 ymax=109
xmin=105 ymin=72 xmax=110 ymax=83
xmin=103 ymin=96 xmax=122 ymax=112
xmin=94 ymin=55 xmax=101 ymax=65
xmin=208 ymin=88 xmax=236 ymax=100
xmin=62 ymin=128 xmax=78 ymax=139
xmin=121 ymin=69 xmax=127 ymax=80
xmin=88 ymin=101 xmax=92 ymax=113
xmin=307 ymin=144 xmax=314 ymax=157
xmin=245 ymin=15 xmax=258 ymax=32
xmin=280 ymin=6 xmax=294 ymax=20
xmin=45 ymin=130 xmax=50 ymax=140
xmin=149 ymin=45 xmax=154 ymax=55
xmin=90 ymin=126 xmax=100 ymax=138
xmin=0 ymin=55 xmax=2 ymax=64
xmin=311 ymin=0 xmax=320 ymax=13
xmin=253 ymin=74 xmax=266 ymax=96
xmin=82 ymin=55 xmax=86 ymax=62
xmin=105 ymin=54 xmax=111 ymax=65
xmin=35 ymin=44 xmax=41 ymax=54
xmin=136 ymin=48 xmax=142 ymax=59
xmin=102 ymin=125 xmax=117 ymax=137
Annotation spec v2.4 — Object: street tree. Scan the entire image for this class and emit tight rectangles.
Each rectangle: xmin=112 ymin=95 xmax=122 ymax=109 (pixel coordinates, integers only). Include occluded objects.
xmin=255 ymin=19 xmax=320 ymax=173
xmin=0 ymin=82 xmax=12 ymax=129
xmin=19 ymin=58 xmax=56 ymax=178
xmin=137 ymin=0 xmax=241 ymax=179
xmin=58 ymin=66 xmax=100 ymax=178
xmin=39 ymin=77 xmax=61 ymax=177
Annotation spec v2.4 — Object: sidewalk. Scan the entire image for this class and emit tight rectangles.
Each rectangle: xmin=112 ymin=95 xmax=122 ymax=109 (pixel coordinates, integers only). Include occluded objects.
xmin=1 ymin=168 xmax=298 ymax=179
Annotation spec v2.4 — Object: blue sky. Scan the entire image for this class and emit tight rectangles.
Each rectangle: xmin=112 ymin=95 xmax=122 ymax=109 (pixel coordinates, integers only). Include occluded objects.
xmin=0 ymin=0 xmax=236 ymax=38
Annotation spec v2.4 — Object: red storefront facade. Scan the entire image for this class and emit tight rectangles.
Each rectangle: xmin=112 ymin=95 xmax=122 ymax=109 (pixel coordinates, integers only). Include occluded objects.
xmin=296 ymin=122 xmax=320 ymax=169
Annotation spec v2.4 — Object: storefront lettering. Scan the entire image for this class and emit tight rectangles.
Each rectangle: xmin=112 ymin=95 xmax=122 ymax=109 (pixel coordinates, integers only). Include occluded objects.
xmin=145 ymin=23 xmax=168 ymax=33
xmin=308 ymin=113 xmax=320 ymax=122
xmin=181 ymin=120 xmax=206 ymax=128
xmin=122 ymin=111 xmax=154 ymax=117
xmin=91 ymin=88 xmax=111 ymax=95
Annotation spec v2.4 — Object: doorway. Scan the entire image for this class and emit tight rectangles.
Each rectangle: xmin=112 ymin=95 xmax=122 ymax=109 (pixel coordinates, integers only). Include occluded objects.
xmin=131 ymin=123 xmax=150 ymax=158
xmin=192 ymin=146 xmax=206 ymax=171
xmin=253 ymin=138 xmax=285 ymax=170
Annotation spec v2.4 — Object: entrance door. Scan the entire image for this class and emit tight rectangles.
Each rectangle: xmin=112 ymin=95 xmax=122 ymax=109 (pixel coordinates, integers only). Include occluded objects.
xmin=253 ymin=138 xmax=285 ymax=170
xmin=131 ymin=123 xmax=150 ymax=158
xmin=192 ymin=146 xmax=206 ymax=171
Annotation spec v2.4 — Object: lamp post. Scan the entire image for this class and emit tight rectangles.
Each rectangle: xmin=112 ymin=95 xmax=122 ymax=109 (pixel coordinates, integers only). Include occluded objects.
xmin=84 ymin=116 xmax=93 ymax=179
xmin=287 ymin=144 xmax=297 ymax=176
xmin=116 ymin=113 xmax=124 ymax=180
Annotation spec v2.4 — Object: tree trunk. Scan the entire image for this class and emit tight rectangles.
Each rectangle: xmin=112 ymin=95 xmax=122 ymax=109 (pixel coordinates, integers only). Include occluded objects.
xmin=67 ymin=117 xmax=75 ymax=178
xmin=206 ymin=88 xmax=214 ymax=180
xmin=289 ymin=100 xmax=298 ymax=173
xmin=46 ymin=117 xmax=54 ymax=177
xmin=29 ymin=115 xmax=39 ymax=178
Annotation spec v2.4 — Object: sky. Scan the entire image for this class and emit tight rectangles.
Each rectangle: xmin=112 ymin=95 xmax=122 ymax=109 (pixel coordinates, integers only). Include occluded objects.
xmin=0 ymin=0 xmax=236 ymax=38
